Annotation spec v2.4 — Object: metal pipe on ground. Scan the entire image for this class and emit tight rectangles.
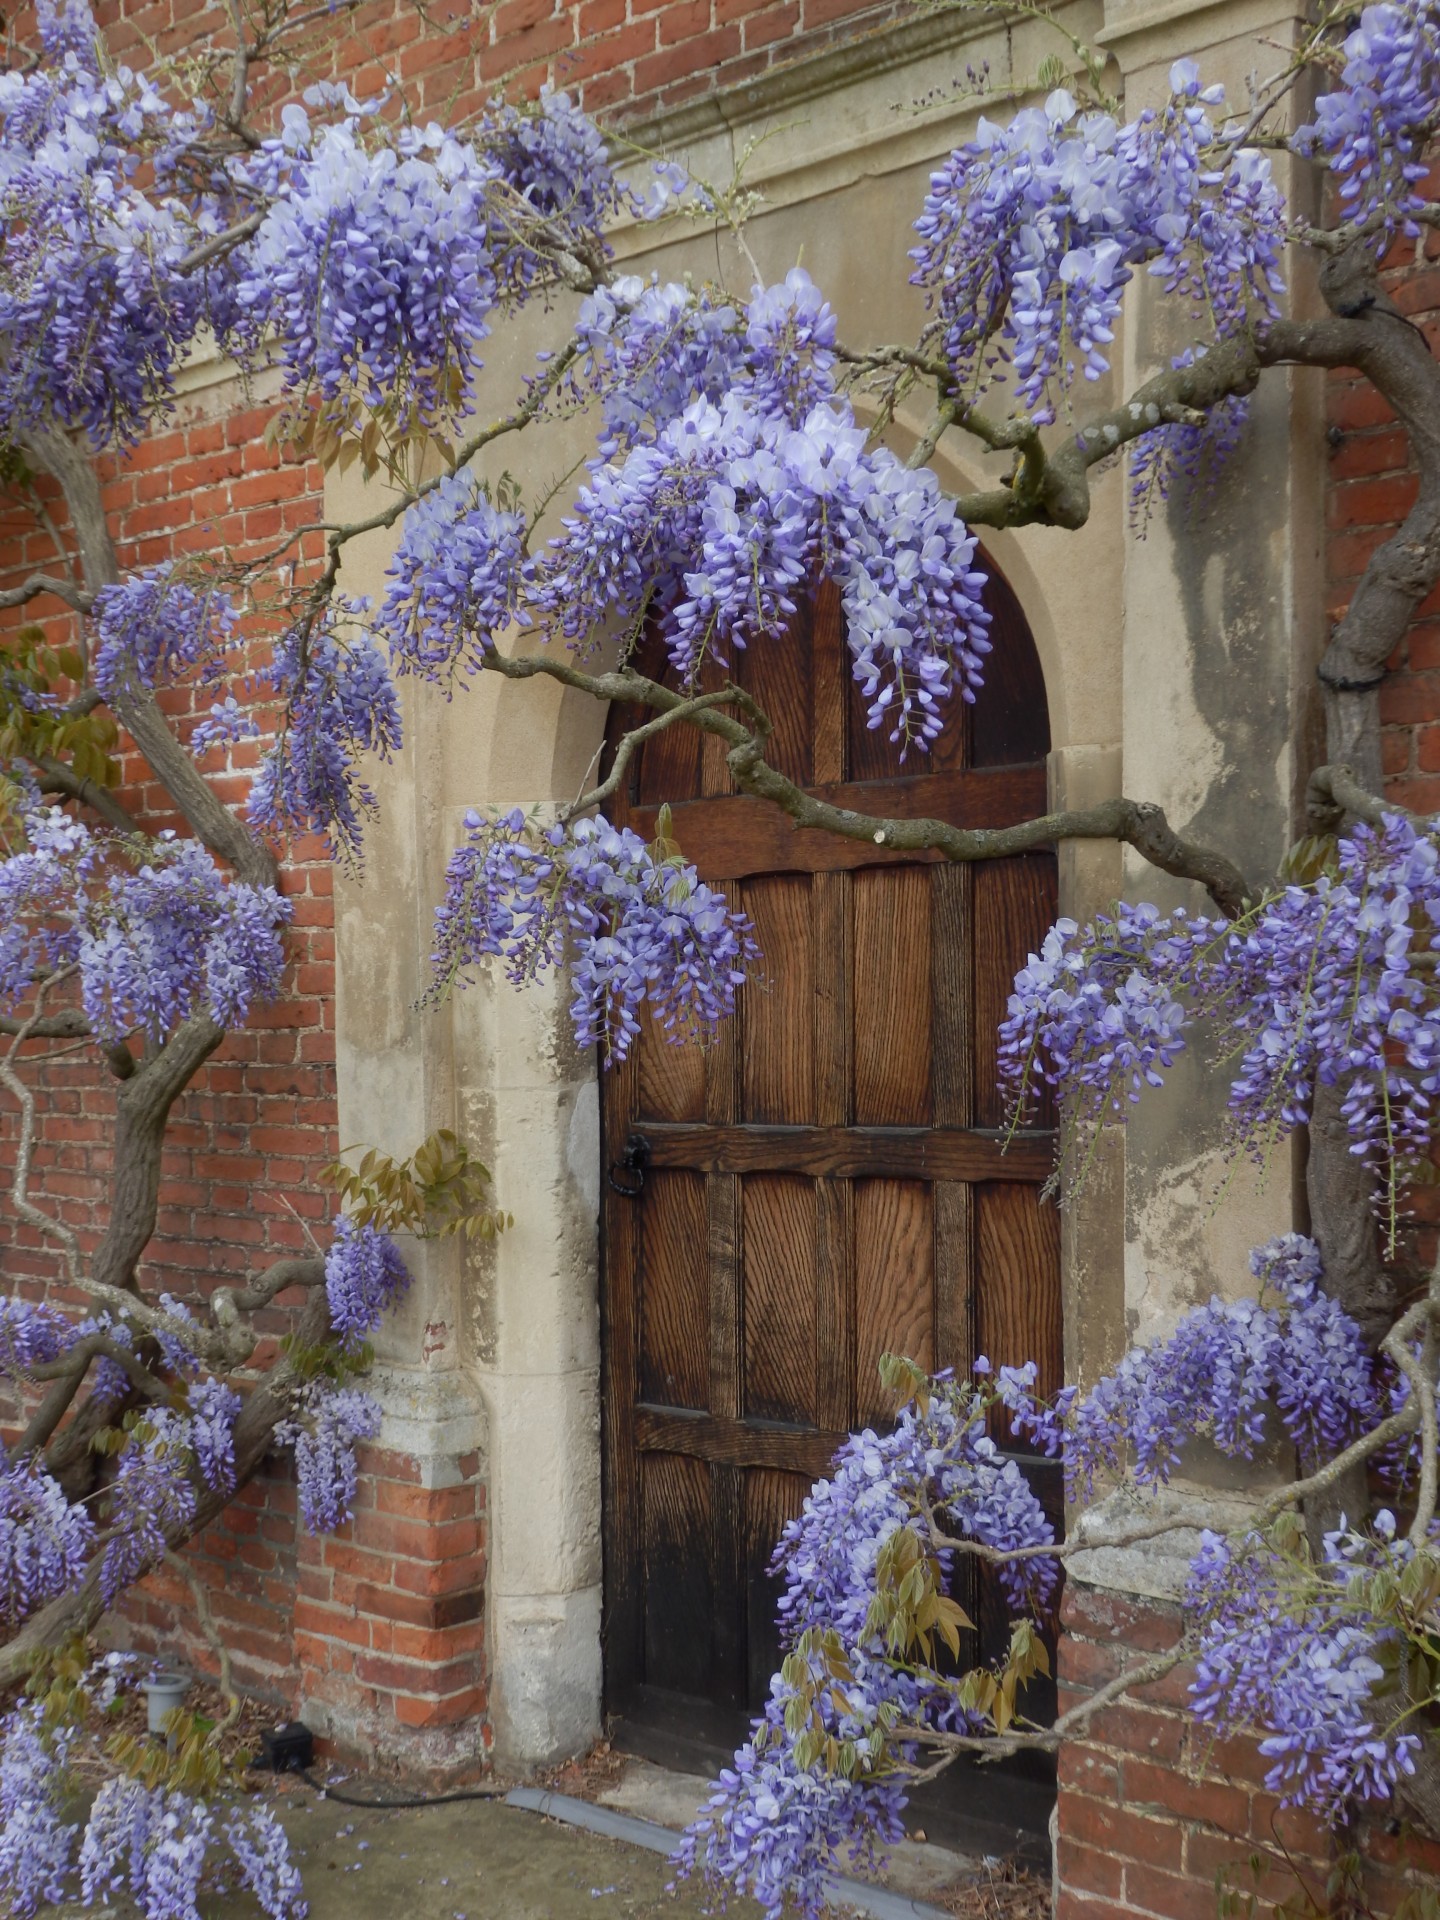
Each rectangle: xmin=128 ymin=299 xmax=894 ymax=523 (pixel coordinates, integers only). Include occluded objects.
xmin=504 ymin=1786 xmax=954 ymax=1920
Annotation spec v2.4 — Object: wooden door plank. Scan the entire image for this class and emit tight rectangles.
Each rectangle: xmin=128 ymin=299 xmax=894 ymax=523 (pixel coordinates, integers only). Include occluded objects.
xmin=638 ymin=1171 xmax=709 ymax=1411
xmin=705 ymin=1014 xmax=742 ymax=1423
xmin=711 ymin=1463 xmax=747 ymax=1710
xmin=816 ymin=1176 xmax=854 ymax=1435
xmin=743 ymin=877 xmax=815 ymax=1124
xmin=855 ymin=1178 xmax=935 ymax=1428
xmin=854 ymin=867 xmax=932 ymax=1126
xmin=638 ymin=1005 xmax=707 ymax=1122
xmin=741 ymin=1174 xmax=818 ymax=1425
xmin=934 ymin=1182 xmax=975 ymax=1377
xmin=932 ymin=863 xmax=973 ymax=1129
xmin=743 ymin=1468 xmax=814 ymax=1703
xmin=642 ymin=1452 xmax=713 ymax=1697
xmin=973 ymin=855 xmax=1058 ymax=1130
xmin=975 ymin=1181 xmax=1063 ymax=1439
xmin=813 ymin=871 xmax=851 ymax=1129
xmin=740 ymin=596 xmax=813 ymax=789
xmin=813 ymin=868 xmax=854 ymax=1435
xmin=641 ymin=1121 xmax=1053 ymax=1182
xmin=810 ymin=584 xmax=847 ymax=787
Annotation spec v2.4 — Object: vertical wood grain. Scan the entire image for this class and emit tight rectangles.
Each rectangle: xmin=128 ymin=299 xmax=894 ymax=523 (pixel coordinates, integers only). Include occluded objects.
xmin=854 ymin=1178 xmax=934 ymax=1428
xmin=638 ymin=1004 xmax=708 ymax=1122
xmin=642 ymin=1452 xmax=712 ymax=1696
xmin=932 ymin=863 xmax=973 ymax=1129
xmin=853 ymin=867 xmax=933 ymax=1126
xmin=811 ymin=583 xmax=847 ymax=786
xmin=973 ymin=856 xmax=1058 ymax=1129
xmin=742 ymin=1175 xmax=818 ymax=1425
xmin=975 ymin=1181 xmax=1063 ymax=1443
xmin=743 ymin=876 xmax=815 ymax=1124
xmin=741 ymin=596 xmax=813 ymax=788
xmin=639 ymin=1172 xmax=709 ymax=1411
xmin=934 ymin=1182 xmax=975 ymax=1378
xmin=706 ymin=1007 xmax=741 ymax=1423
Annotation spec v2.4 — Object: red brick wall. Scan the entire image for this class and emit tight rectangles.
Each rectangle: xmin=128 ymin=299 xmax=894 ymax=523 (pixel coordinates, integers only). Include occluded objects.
xmin=91 ymin=0 xmax=904 ymax=122
xmin=1055 ymin=1586 xmax=1440 ymax=1920
xmin=0 ymin=365 xmax=336 ymax=1708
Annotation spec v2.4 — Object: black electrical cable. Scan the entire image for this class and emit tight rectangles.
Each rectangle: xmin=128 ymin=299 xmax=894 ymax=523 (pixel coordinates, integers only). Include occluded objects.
xmin=292 ymin=1764 xmax=511 ymax=1810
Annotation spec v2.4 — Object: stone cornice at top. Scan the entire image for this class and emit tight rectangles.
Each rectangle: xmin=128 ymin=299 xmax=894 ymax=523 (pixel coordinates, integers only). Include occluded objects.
xmin=603 ymin=2 xmax=1105 ymax=247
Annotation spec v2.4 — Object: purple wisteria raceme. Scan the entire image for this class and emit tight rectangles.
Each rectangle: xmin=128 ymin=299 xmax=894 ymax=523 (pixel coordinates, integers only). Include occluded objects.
xmin=0 ymin=1455 xmax=96 ymax=1627
xmin=1296 ymin=2 xmax=1440 ymax=235
xmin=186 ymin=1377 xmax=243 ymax=1495
xmin=248 ymin=606 xmax=402 ymax=862
xmin=80 ymin=1779 xmax=215 ymax=1920
xmin=378 ymin=467 xmax=529 ymax=684
xmin=76 ymin=835 xmax=290 ymax=1045
xmin=277 ymin=1383 xmax=382 ymax=1534
xmin=677 ymin=1379 xmax=1057 ymax=1919
xmin=234 ymin=112 xmax=502 ymax=436
xmin=223 ymin=1805 xmax=308 ymax=1920
xmin=910 ymin=66 xmax=1283 ymax=426
xmin=535 ymin=391 xmax=992 ymax=751
xmin=324 ymin=1214 xmax=411 ymax=1350
xmin=572 ymin=275 xmax=746 ymax=458
xmin=1060 ymin=1234 xmax=1376 ymax=1492
xmin=36 ymin=0 xmax=99 ymax=62
xmin=90 ymin=566 xmax=238 ymax=700
xmin=0 ymin=807 xmax=289 ymax=1044
xmin=0 ymin=1296 xmax=75 ymax=1375
xmin=1001 ymin=815 xmax=1440 ymax=1227
xmin=477 ymin=84 xmax=630 ymax=297
xmin=0 ymin=1704 xmax=77 ymax=1920
xmin=99 ymin=1410 xmax=198 ymax=1604
xmin=1185 ymin=1520 xmax=1423 ymax=1818
xmin=431 ymin=808 xmax=757 ymax=1060
xmin=0 ymin=44 xmax=217 ymax=447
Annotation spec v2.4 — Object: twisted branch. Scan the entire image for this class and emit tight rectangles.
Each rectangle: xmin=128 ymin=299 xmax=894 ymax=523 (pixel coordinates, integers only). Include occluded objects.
xmin=485 ymin=650 xmax=1256 ymax=914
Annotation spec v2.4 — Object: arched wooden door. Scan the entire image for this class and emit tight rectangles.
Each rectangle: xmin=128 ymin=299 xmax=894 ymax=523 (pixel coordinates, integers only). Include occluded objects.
xmin=600 ymin=569 xmax=1061 ymax=1831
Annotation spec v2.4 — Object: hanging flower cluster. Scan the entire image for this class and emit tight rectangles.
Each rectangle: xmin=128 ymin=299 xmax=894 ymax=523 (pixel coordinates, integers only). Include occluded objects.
xmin=276 ymin=1382 xmax=383 ymax=1534
xmin=1186 ymin=1514 xmax=1429 ymax=1818
xmin=1296 ymin=1 xmax=1440 ymax=233
xmin=677 ymin=1371 xmax=1057 ymax=1920
xmin=0 ymin=807 xmax=289 ymax=1046
xmin=1001 ymin=814 xmax=1440 ymax=1230
xmin=89 ymin=567 xmax=238 ymax=701
xmin=535 ymin=391 xmax=992 ymax=751
xmin=431 ymin=808 xmax=757 ymax=1059
xmin=681 ymin=1233 xmax=1432 ymax=1916
xmin=324 ymin=1214 xmax=412 ymax=1350
xmin=248 ymin=607 xmax=403 ymax=863
xmin=909 ymin=65 xmax=1285 ymax=425
xmin=377 ymin=467 xmax=530 ymax=684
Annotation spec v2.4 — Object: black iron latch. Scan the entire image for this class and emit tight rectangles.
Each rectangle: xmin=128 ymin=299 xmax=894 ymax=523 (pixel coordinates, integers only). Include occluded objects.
xmin=608 ymin=1132 xmax=650 ymax=1197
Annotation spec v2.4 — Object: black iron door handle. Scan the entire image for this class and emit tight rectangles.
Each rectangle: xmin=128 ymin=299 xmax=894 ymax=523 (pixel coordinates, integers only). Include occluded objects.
xmin=608 ymin=1132 xmax=650 ymax=1197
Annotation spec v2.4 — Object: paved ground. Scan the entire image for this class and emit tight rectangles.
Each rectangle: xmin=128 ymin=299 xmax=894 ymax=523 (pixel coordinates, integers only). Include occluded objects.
xmin=51 ymin=1757 xmax=988 ymax=1919
xmin=264 ymin=1788 xmax=749 ymax=1920
xmin=55 ymin=1786 xmax=750 ymax=1920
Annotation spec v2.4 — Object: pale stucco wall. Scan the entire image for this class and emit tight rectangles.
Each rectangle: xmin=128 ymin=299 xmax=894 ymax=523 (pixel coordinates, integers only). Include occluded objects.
xmin=323 ymin=0 xmax=1324 ymax=1761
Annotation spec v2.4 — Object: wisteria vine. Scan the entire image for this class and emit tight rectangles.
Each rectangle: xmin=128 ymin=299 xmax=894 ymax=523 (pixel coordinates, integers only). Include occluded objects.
xmin=0 ymin=3 xmax=1439 ymax=1918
